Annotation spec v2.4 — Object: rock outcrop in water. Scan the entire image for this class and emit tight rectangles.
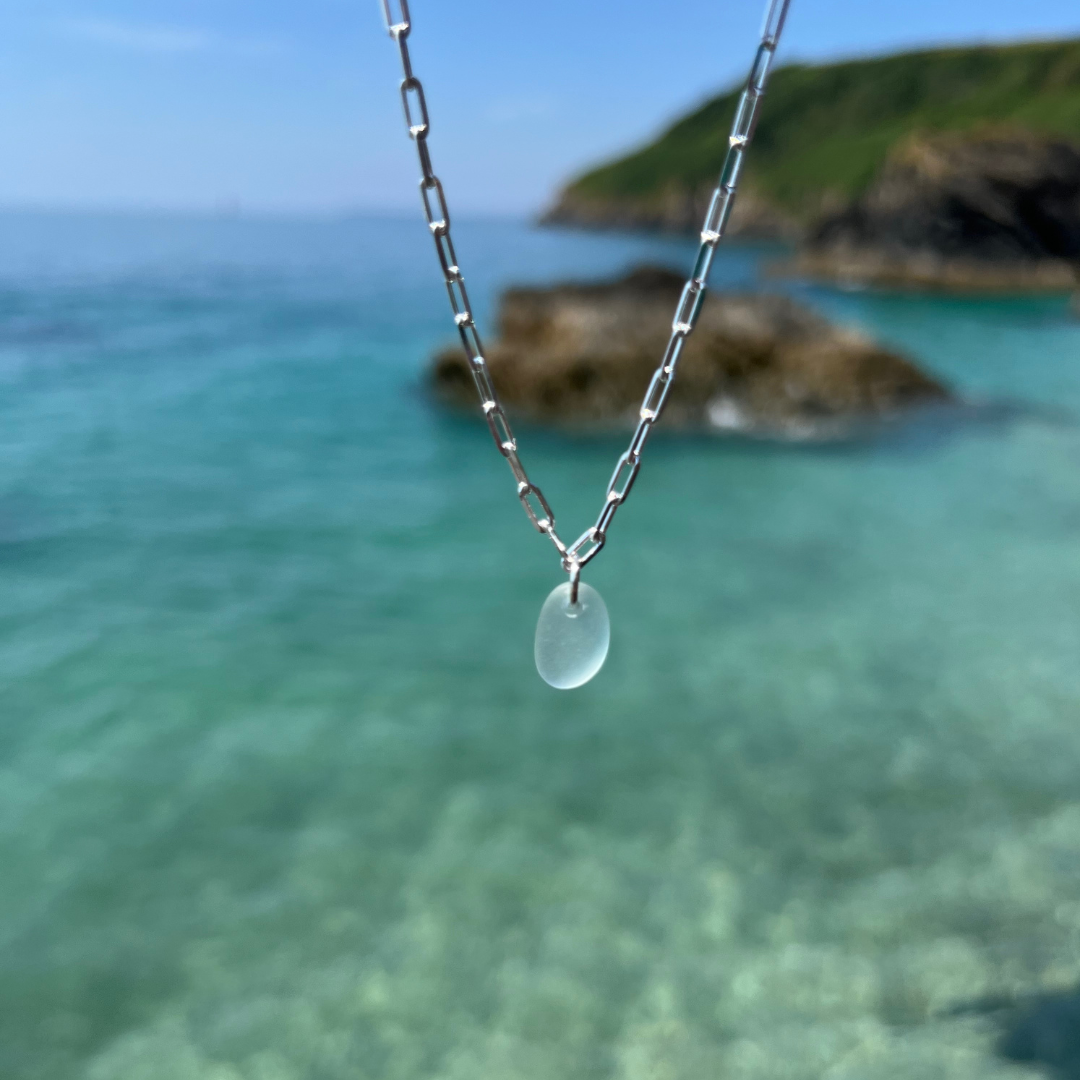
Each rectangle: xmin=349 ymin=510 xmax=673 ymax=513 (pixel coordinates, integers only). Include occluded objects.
xmin=431 ymin=267 xmax=950 ymax=439
xmin=792 ymin=131 xmax=1080 ymax=291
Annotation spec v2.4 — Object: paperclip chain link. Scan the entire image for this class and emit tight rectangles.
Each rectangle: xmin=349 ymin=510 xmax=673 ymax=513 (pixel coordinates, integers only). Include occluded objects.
xmin=381 ymin=0 xmax=792 ymax=574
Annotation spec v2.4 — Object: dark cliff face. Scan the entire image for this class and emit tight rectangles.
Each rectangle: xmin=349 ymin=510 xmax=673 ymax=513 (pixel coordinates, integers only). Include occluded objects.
xmin=431 ymin=266 xmax=950 ymax=439
xmin=796 ymin=131 xmax=1080 ymax=289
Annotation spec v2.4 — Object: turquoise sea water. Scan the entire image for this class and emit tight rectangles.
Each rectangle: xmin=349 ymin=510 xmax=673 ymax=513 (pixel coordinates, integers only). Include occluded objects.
xmin=3 ymin=211 xmax=1080 ymax=1080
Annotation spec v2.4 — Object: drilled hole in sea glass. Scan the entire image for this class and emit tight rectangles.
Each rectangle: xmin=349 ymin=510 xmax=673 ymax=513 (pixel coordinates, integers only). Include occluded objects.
xmin=534 ymin=582 xmax=610 ymax=689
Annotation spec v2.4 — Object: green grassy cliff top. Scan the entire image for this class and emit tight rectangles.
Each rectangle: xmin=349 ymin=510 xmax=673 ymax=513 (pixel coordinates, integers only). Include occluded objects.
xmin=566 ymin=38 xmax=1080 ymax=215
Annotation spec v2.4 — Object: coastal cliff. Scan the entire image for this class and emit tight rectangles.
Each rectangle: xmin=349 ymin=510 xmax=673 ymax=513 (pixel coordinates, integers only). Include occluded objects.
xmin=541 ymin=38 xmax=1080 ymax=245
xmin=791 ymin=130 xmax=1080 ymax=290
xmin=432 ymin=267 xmax=950 ymax=439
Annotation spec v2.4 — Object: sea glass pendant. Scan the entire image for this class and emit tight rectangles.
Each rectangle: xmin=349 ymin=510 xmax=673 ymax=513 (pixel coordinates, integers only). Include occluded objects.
xmin=534 ymin=582 xmax=610 ymax=689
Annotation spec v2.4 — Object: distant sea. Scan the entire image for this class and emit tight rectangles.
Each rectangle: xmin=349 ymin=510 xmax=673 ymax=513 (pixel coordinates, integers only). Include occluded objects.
xmin=2 ymin=210 xmax=1080 ymax=1080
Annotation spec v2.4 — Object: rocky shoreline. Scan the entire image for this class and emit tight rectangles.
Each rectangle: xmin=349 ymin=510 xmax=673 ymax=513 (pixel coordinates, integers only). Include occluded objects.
xmin=546 ymin=129 xmax=1080 ymax=294
xmin=432 ymin=267 xmax=950 ymax=440
xmin=540 ymin=187 xmax=800 ymax=242
xmin=788 ymin=251 xmax=1079 ymax=293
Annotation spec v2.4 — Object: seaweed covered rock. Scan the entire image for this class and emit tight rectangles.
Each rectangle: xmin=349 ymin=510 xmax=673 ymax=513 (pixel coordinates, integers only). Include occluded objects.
xmin=795 ymin=130 xmax=1080 ymax=291
xmin=432 ymin=267 xmax=950 ymax=439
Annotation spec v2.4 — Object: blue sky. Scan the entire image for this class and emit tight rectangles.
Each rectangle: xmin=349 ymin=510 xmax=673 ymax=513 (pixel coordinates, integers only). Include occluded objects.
xmin=1 ymin=1 xmax=1078 ymax=216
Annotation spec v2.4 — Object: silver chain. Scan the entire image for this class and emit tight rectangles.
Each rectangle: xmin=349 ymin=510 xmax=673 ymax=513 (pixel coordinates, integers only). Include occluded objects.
xmin=380 ymin=0 xmax=791 ymax=585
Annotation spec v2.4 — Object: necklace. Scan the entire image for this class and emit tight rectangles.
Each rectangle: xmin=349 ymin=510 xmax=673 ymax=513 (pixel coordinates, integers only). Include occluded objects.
xmin=381 ymin=0 xmax=792 ymax=688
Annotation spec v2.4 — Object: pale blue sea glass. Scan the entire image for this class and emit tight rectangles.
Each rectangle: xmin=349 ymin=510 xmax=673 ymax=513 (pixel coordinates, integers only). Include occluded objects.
xmin=534 ymin=582 xmax=610 ymax=689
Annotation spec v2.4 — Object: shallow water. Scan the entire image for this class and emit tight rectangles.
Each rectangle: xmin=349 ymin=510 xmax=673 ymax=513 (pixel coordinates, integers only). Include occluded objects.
xmin=2 ymin=211 xmax=1080 ymax=1080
